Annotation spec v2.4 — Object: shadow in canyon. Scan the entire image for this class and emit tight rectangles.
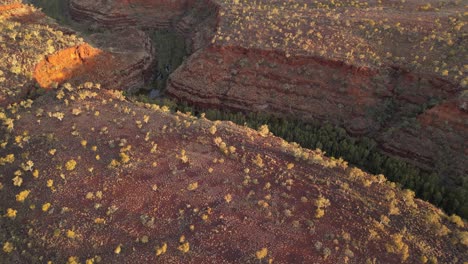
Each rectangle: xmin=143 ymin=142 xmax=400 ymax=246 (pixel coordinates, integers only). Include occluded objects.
xmin=29 ymin=0 xmax=215 ymax=98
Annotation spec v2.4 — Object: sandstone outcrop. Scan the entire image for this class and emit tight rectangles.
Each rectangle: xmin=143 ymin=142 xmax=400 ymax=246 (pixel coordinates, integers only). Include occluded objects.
xmin=34 ymin=28 xmax=155 ymax=92
xmin=163 ymin=0 xmax=467 ymax=179
xmin=0 ymin=3 xmax=82 ymax=107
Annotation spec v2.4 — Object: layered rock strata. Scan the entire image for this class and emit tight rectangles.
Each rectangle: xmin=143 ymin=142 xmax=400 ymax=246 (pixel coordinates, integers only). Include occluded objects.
xmin=69 ymin=0 xmax=219 ymax=52
xmin=167 ymin=46 xmax=467 ymax=177
xmin=57 ymin=0 xmax=468 ymax=185
xmin=33 ymin=28 xmax=154 ymax=92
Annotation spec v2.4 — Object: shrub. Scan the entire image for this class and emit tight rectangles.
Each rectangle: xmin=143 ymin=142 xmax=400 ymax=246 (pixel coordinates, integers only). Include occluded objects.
xmin=178 ymin=242 xmax=190 ymax=253
xmin=155 ymin=242 xmax=167 ymax=256
xmin=187 ymin=182 xmax=198 ymax=191
xmin=66 ymin=230 xmax=76 ymax=239
xmin=65 ymin=159 xmax=77 ymax=171
xmin=3 ymin=242 xmax=13 ymax=253
xmin=252 ymin=154 xmax=264 ymax=168
xmin=67 ymin=256 xmax=79 ymax=264
xmin=258 ymin=124 xmax=269 ymax=137
xmin=314 ymin=196 xmax=331 ymax=218
xmin=256 ymin=247 xmax=268 ymax=260
xmin=402 ymin=189 xmax=417 ymax=208
xmin=457 ymin=231 xmax=468 ymax=246
xmin=42 ymin=203 xmax=51 ymax=212
xmin=448 ymin=214 xmax=464 ymax=228
xmin=5 ymin=208 xmax=17 ymax=219
xmin=322 ymin=247 xmax=331 ymax=259
xmin=315 ymin=196 xmax=331 ymax=208
xmin=16 ymin=190 xmax=31 ymax=202
xmin=385 ymin=233 xmax=409 ymax=261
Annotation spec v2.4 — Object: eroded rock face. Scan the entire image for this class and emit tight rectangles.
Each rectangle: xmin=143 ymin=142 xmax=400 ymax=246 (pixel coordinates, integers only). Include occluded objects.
xmin=166 ymin=47 xmax=467 ymax=177
xmin=34 ymin=43 xmax=103 ymax=88
xmin=69 ymin=0 xmax=219 ymax=52
xmin=87 ymin=28 xmax=155 ymax=92
xmin=33 ymin=28 xmax=154 ymax=92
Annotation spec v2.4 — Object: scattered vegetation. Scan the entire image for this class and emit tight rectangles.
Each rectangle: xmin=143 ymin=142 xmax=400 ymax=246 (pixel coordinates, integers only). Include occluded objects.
xmin=65 ymin=159 xmax=77 ymax=171
xmin=385 ymin=233 xmax=409 ymax=262
xmin=0 ymin=1 xmax=466 ymax=263
xmin=0 ymin=7 xmax=82 ymax=103
xmin=314 ymin=195 xmax=331 ymax=218
xmin=135 ymin=97 xmax=468 ymax=218
xmin=214 ymin=0 xmax=466 ymax=83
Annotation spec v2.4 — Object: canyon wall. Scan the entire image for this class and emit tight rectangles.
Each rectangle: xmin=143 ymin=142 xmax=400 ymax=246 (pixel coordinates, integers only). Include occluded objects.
xmin=67 ymin=0 xmax=467 ymax=181
xmin=69 ymin=0 xmax=219 ymax=53
xmin=166 ymin=46 xmax=467 ymax=180
xmin=33 ymin=28 xmax=154 ymax=92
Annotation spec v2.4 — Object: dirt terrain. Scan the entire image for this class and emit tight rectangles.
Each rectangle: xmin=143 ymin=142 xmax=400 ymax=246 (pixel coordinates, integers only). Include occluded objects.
xmin=2 ymin=78 xmax=466 ymax=264
xmin=0 ymin=1 xmax=467 ymax=264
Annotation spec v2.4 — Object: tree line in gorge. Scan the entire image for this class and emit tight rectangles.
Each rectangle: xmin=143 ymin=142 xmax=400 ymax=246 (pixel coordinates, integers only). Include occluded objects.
xmin=134 ymin=95 xmax=468 ymax=219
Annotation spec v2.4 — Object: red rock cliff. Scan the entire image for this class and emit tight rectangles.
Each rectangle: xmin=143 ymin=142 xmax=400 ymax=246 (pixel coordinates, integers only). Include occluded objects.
xmin=166 ymin=45 xmax=467 ymax=178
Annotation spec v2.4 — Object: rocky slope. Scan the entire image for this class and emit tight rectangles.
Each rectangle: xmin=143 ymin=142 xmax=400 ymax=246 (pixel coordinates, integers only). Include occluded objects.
xmin=0 ymin=2 xmax=467 ymax=263
xmin=65 ymin=0 xmax=468 ymax=178
xmin=28 ymin=0 xmax=468 ymax=180
xmin=2 ymin=79 xmax=467 ymax=264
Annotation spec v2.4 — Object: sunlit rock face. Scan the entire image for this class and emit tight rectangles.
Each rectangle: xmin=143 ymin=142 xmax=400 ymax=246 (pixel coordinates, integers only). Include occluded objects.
xmin=33 ymin=29 xmax=154 ymax=92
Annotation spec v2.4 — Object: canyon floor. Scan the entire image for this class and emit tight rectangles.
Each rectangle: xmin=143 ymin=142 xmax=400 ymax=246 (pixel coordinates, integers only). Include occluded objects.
xmin=0 ymin=1 xmax=467 ymax=264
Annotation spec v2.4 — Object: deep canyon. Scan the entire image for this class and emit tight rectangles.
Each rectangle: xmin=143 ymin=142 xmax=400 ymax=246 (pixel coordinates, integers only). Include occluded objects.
xmin=28 ymin=0 xmax=468 ymax=215
xmin=1 ymin=1 xmax=467 ymax=263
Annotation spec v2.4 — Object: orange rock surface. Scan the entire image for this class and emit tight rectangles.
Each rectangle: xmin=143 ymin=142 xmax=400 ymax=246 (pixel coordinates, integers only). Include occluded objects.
xmin=34 ymin=44 xmax=103 ymax=89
